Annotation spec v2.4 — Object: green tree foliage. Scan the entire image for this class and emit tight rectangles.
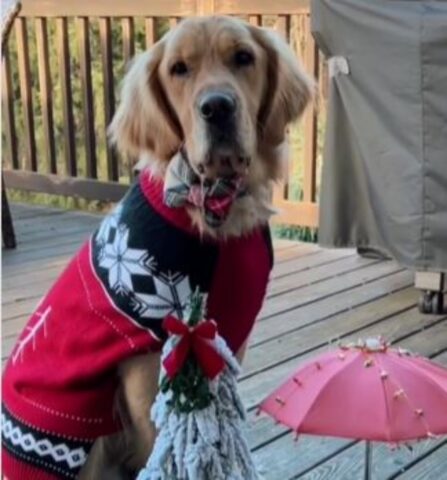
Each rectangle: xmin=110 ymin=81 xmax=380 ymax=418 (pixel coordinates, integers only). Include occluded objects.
xmin=3 ymin=18 xmax=168 ymax=179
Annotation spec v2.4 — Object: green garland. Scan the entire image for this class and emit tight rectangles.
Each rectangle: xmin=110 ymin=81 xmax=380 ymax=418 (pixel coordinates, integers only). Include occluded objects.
xmin=160 ymin=291 xmax=215 ymax=413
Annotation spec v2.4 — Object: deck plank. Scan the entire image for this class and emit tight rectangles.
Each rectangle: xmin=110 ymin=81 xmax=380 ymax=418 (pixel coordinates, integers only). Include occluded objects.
xmin=272 ymin=249 xmax=353 ymax=279
xmin=254 ymin=271 xmax=413 ymax=345
xmin=261 ymin=261 xmax=404 ymax=318
xmin=394 ymin=443 xmax=447 ymax=480
xmin=2 ymin=203 xmax=445 ymax=479
xmin=268 ymin=255 xmax=378 ymax=297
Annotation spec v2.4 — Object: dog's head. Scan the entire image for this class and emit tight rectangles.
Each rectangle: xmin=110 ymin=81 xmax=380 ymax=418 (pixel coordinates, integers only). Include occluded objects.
xmin=109 ymin=16 xmax=314 ymax=231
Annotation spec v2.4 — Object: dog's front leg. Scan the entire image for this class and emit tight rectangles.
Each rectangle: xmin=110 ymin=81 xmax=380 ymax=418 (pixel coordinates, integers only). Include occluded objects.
xmin=118 ymin=352 xmax=161 ymax=471
xmin=77 ymin=432 xmax=134 ymax=480
xmin=77 ymin=352 xmax=161 ymax=479
xmin=236 ymin=339 xmax=249 ymax=364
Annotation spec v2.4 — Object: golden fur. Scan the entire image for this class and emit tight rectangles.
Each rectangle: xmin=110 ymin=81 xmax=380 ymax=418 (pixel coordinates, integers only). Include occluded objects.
xmin=109 ymin=15 xmax=313 ymax=237
xmin=79 ymin=16 xmax=313 ymax=478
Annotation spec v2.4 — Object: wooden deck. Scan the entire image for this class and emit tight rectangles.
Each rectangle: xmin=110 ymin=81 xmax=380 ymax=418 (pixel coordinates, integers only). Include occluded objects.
xmin=2 ymin=203 xmax=447 ymax=480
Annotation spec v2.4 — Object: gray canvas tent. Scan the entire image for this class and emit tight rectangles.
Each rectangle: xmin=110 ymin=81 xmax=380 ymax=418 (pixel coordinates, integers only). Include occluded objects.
xmin=311 ymin=0 xmax=447 ymax=311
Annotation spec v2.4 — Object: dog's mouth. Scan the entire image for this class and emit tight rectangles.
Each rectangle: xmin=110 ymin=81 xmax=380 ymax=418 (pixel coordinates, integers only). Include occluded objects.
xmin=181 ymin=145 xmax=251 ymax=183
xmin=164 ymin=149 xmax=248 ymax=228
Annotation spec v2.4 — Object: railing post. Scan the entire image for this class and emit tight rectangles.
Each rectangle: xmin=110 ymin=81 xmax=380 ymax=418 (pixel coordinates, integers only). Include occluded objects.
xmin=302 ymin=15 xmax=319 ymax=203
xmin=77 ymin=17 xmax=97 ymax=179
xmin=274 ymin=15 xmax=291 ymax=200
xmin=99 ymin=17 xmax=118 ymax=181
xmin=1 ymin=47 xmax=18 ymax=170
xmin=196 ymin=0 xmax=215 ymax=16
xmin=15 ymin=18 xmax=37 ymax=172
xmin=35 ymin=18 xmax=57 ymax=174
xmin=56 ymin=17 xmax=77 ymax=177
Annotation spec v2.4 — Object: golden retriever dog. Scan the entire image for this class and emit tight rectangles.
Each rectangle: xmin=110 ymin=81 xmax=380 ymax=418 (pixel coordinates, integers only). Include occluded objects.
xmin=102 ymin=15 xmax=312 ymax=476
xmin=109 ymin=15 xmax=313 ymax=239
xmin=1 ymin=16 xmax=313 ymax=480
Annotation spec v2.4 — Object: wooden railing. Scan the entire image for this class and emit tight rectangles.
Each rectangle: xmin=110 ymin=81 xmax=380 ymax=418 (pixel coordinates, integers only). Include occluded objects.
xmin=2 ymin=0 xmax=326 ymax=227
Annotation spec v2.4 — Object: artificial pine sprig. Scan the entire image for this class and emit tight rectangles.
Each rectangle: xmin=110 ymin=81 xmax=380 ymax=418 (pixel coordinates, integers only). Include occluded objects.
xmin=160 ymin=289 xmax=215 ymax=413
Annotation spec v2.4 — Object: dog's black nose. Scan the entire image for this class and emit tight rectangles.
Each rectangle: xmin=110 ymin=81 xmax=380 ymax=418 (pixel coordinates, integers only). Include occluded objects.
xmin=199 ymin=92 xmax=236 ymax=123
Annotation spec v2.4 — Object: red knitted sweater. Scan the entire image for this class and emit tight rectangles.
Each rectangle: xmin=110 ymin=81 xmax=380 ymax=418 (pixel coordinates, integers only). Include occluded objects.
xmin=1 ymin=171 xmax=273 ymax=479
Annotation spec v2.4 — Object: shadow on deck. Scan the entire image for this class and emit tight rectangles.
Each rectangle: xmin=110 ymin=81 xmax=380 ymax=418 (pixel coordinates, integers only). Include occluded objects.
xmin=2 ymin=203 xmax=447 ymax=480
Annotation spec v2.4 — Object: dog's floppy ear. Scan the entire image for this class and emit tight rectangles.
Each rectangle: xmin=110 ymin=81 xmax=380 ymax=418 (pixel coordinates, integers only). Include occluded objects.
xmin=109 ymin=41 xmax=182 ymax=162
xmin=250 ymin=26 xmax=315 ymax=146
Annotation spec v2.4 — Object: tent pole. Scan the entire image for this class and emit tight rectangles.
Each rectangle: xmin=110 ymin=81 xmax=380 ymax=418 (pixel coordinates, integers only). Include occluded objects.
xmin=364 ymin=440 xmax=372 ymax=480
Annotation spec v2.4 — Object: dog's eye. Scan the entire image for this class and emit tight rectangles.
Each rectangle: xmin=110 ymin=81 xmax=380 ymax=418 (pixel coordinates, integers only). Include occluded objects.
xmin=170 ymin=61 xmax=188 ymax=76
xmin=234 ymin=50 xmax=255 ymax=67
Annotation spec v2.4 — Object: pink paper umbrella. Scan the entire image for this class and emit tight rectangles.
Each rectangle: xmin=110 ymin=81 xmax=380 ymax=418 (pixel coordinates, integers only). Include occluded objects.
xmin=259 ymin=338 xmax=447 ymax=479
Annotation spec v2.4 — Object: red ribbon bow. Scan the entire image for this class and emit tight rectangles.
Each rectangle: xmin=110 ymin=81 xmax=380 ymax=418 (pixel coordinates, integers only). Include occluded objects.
xmin=162 ymin=315 xmax=225 ymax=380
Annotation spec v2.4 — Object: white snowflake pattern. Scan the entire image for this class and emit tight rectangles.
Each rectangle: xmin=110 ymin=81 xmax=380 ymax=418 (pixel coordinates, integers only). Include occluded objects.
xmin=98 ymin=225 xmax=154 ymax=294
xmin=96 ymin=202 xmax=123 ymax=245
xmin=12 ymin=306 xmax=52 ymax=364
xmin=132 ymin=272 xmax=192 ymax=319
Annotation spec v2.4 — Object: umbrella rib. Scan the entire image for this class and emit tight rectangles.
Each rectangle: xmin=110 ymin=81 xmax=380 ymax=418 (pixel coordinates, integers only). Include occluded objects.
xmin=400 ymin=357 xmax=447 ymax=395
xmin=374 ymin=355 xmax=393 ymax=442
xmin=388 ymin=355 xmax=447 ymax=400
xmin=387 ymin=354 xmax=447 ymax=436
xmin=293 ymin=352 xmax=360 ymax=434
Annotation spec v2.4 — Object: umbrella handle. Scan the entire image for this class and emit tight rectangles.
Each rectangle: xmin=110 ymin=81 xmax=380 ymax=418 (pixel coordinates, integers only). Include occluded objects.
xmin=364 ymin=440 xmax=372 ymax=480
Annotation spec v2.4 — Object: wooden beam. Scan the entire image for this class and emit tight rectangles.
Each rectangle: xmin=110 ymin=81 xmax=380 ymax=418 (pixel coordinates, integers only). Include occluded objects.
xmin=4 ymin=168 xmax=319 ymax=227
xmin=19 ymin=0 xmax=309 ymax=17
xmin=3 ymin=170 xmax=129 ymax=203
xmin=213 ymin=0 xmax=310 ymax=15
xmin=20 ymin=0 xmax=197 ymax=17
xmin=270 ymin=199 xmax=319 ymax=228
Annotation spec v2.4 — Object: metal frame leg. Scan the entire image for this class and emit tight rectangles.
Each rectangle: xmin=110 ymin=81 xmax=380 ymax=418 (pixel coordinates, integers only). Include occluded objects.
xmin=2 ymin=176 xmax=16 ymax=249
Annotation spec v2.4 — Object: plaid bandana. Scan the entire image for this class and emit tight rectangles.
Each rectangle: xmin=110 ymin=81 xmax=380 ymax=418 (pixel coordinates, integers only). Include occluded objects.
xmin=163 ymin=153 xmax=247 ymax=228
